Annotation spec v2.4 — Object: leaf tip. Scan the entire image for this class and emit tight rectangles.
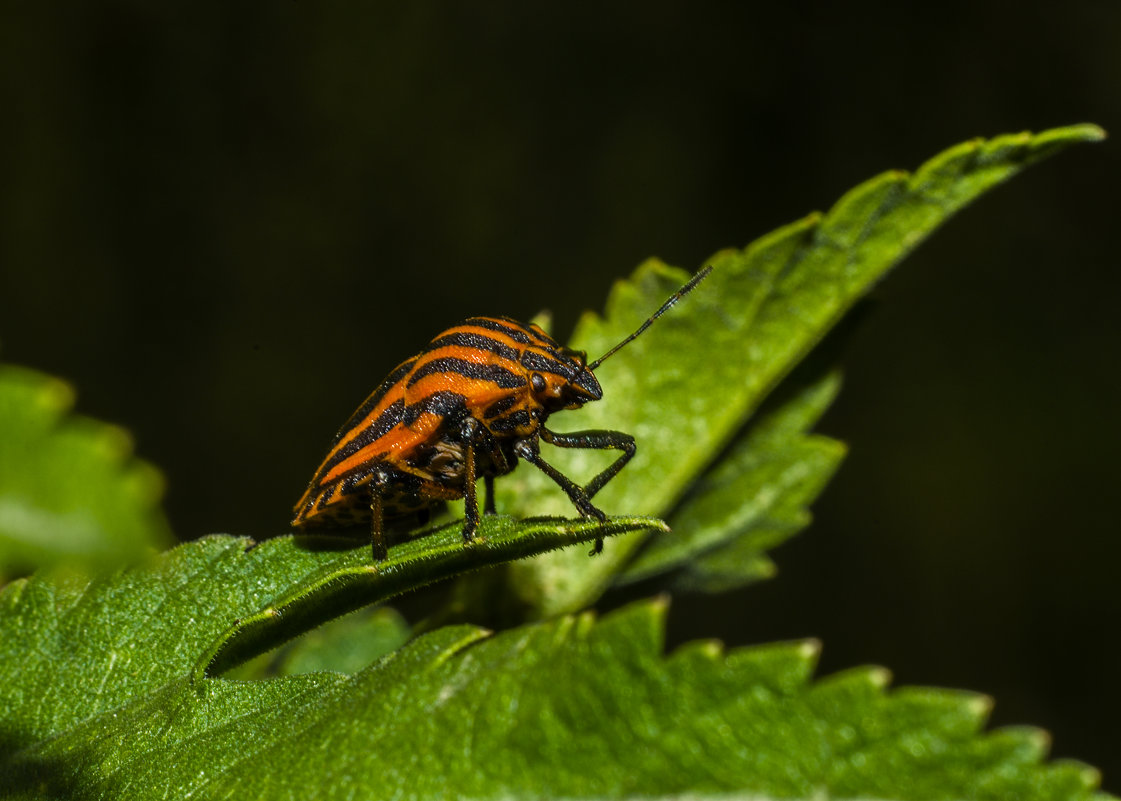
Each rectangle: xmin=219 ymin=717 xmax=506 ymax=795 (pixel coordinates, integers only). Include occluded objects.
xmin=798 ymin=638 xmax=822 ymax=661
xmin=1038 ymin=122 xmax=1106 ymax=144
xmin=697 ymin=638 xmax=724 ymax=659
xmin=648 ymin=592 xmax=672 ymax=616
xmin=1071 ymin=762 xmax=1105 ymax=792
xmin=37 ymin=373 xmax=77 ymax=414
xmin=1023 ymin=725 xmax=1052 ymax=754
xmin=529 ymin=308 xmax=554 ymax=335
xmin=97 ymin=421 xmax=138 ymax=459
xmin=868 ymin=665 xmax=892 ymax=689
xmin=966 ymin=692 xmax=995 ymax=721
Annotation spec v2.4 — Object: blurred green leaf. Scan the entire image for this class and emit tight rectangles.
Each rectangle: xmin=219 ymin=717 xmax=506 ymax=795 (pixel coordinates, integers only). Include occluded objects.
xmin=0 ymin=363 xmax=172 ymax=576
xmin=496 ymin=124 xmax=1106 ymax=617
xmin=619 ymin=368 xmax=845 ymax=592
xmin=1 ymin=582 xmax=1110 ymax=800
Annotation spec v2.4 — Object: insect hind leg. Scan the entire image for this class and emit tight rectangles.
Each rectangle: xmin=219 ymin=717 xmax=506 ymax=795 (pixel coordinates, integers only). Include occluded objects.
xmin=484 ymin=475 xmax=497 ymax=515
xmin=459 ymin=417 xmax=485 ymax=544
xmin=369 ymin=467 xmax=392 ymax=562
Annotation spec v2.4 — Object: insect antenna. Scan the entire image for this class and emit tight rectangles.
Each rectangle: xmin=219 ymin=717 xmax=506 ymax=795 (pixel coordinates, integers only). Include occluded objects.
xmin=587 ymin=265 xmax=713 ymax=370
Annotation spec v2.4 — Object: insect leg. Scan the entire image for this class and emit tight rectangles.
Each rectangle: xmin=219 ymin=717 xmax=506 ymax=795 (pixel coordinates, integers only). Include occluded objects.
xmin=460 ymin=418 xmax=483 ymax=543
xmin=369 ymin=468 xmax=392 ymax=562
xmin=513 ymin=438 xmax=608 ymax=555
xmin=539 ymin=427 xmax=636 ymax=499
xmin=484 ymin=475 xmax=497 ymax=515
xmin=479 ymin=439 xmax=511 ymax=517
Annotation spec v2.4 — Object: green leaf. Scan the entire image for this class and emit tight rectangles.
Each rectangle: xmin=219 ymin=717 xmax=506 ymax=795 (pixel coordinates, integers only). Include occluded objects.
xmin=496 ymin=124 xmax=1105 ymax=617
xmin=226 ymin=605 xmax=412 ymax=679
xmin=1 ymin=589 xmax=1110 ymax=800
xmin=0 ymin=363 xmax=172 ymax=577
xmin=0 ymin=513 xmax=660 ymax=745
xmin=618 ymin=368 xmax=845 ymax=592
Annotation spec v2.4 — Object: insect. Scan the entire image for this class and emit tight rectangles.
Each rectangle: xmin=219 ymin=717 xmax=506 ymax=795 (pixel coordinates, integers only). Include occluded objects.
xmin=292 ymin=265 xmax=712 ymax=560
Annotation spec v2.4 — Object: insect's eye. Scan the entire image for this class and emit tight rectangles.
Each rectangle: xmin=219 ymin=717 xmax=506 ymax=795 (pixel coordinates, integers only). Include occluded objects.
xmin=530 ymin=372 xmax=547 ymax=394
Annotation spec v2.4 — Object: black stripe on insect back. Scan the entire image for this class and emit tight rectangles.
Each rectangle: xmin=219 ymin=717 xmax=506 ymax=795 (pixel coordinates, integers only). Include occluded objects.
xmin=338 ymin=471 xmax=371 ymax=497
xmin=318 ymin=399 xmax=406 ymax=478
xmin=462 ymin=317 xmax=537 ymax=345
xmin=329 ymin=358 xmax=416 ymax=447
xmin=483 ymin=395 xmax=519 ymax=419
xmin=428 ymin=331 xmax=520 ymax=363
xmin=407 ymin=357 xmax=527 ymax=389
xmin=488 ymin=409 xmax=533 ymax=433
xmin=520 ymin=350 xmax=575 ymax=377
xmin=402 ymin=390 xmax=467 ymax=427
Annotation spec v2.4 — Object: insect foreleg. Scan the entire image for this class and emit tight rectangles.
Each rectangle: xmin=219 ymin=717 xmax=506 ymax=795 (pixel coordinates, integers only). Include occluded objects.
xmin=513 ymin=437 xmax=608 ymax=555
xmin=539 ymin=427 xmax=636 ymax=499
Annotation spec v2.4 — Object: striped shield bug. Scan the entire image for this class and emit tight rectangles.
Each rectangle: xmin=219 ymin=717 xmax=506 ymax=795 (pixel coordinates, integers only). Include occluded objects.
xmin=292 ymin=265 xmax=712 ymax=560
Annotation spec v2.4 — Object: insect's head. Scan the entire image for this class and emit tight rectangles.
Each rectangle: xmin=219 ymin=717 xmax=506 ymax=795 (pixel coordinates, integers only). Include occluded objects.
xmin=521 ymin=265 xmax=711 ymax=414
xmin=521 ymin=327 xmax=603 ymax=413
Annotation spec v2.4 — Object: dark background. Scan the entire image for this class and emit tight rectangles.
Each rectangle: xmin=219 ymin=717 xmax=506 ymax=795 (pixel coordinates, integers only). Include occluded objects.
xmin=2 ymin=1 xmax=1118 ymax=788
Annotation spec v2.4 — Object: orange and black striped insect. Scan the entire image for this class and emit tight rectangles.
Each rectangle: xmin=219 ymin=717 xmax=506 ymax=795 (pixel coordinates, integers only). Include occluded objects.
xmin=292 ymin=265 xmax=712 ymax=560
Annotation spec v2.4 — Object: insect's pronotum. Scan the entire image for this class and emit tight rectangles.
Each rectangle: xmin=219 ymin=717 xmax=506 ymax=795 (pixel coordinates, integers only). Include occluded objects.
xmin=292 ymin=266 xmax=712 ymax=560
